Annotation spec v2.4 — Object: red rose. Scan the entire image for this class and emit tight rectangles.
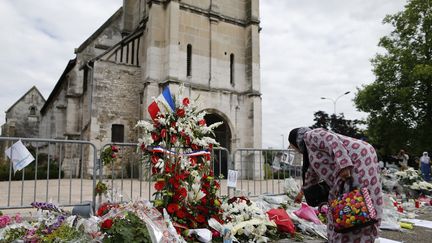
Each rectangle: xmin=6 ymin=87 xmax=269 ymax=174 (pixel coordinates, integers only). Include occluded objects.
xmin=189 ymin=157 xmax=197 ymax=166
xmin=185 ymin=136 xmax=191 ymax=146
xmin=201 ymin=197 xmax=207 ymax=205
xmin=191 ymin=144 xmax=199 ymax=150
xmin=169 ymin=177 xmax=180 ymax=189
xmin=178 ymin=187 xmax=187 ymax=199
xmin=176 ymin=209 xmax=187 ymax=219
xmin=167 ymin=203 xmax=179 ymax=213
xmin=211 ymin=229 xmax=220 ymax=238
xmin=182 ymin=98 xmax=190 ymax=106
xmin=176 ymin=108 xmax=185 ymax=117
xmin=171 ymin=121 xmax=176 ymax=127
xmin=151 ymin=155 xmax=159 ymax=164
xmin=140 ymin=143 xmax=146 ymax=151
xmin=196 ymin=214 xmax=206 ymax=223
xmin=161 ymin=129 xmax=167 ymax=138
xmin=101 ymin=218 xmax=113 ymax=230
xmin=154 ymin=181 xmax=165 ymax=191
xmin=151 ymin=132 xmax=160 ymax=141
xmin=198 ymin=119 xmax=206 ymax=126
xmin=111 ymin=146 xmax=119 ymax=152
xmin=171 ymin=135 xmax=178 ymax=144
xmin=111 ymin=153 xmax=117 ymax=158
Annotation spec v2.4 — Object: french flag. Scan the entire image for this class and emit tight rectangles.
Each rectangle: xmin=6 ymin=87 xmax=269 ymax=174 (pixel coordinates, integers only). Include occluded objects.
xmin=148 ymin=86 xmax=176 ymax=120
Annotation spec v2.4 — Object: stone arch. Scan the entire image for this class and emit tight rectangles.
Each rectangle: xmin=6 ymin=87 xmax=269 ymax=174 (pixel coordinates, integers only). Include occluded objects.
xmin=203 ymin=108 xmax=233 ymax=178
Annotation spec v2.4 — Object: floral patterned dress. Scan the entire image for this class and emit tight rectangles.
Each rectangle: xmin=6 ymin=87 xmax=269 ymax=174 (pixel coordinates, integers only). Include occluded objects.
xmin=303 ymin=128 xmax=383 ymax=243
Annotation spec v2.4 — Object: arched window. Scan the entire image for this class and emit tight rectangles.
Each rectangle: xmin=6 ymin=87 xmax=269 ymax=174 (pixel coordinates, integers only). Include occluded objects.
xmin=29 ymin=106 xmax=36 ymax=116
xmin=187 ymin=44 xmax=192 ymax=77
xmin=111 ymin=124 xmax=124 ymax=142
xmin=230 ymin=53 xmax=235 ymax=86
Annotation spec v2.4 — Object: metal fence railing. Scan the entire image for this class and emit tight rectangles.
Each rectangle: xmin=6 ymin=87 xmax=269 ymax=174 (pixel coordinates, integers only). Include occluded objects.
xmin=1 ymin=137 xmax=303 ymax=211
xmin=230 ymin=148 xmax=302 ymax=197
xmin=0 ymin=137 xmax=97 ymax=210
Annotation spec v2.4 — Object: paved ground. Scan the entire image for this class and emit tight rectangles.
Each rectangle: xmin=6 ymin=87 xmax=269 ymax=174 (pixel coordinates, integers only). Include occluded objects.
xmin=0 ymin=178 xmax=290 ymax=211
xmin=2 ymin=179 xmax=432 ymax=242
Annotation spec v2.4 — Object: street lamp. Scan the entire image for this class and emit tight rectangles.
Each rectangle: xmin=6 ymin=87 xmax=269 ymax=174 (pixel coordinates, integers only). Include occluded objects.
xmin=320 ymin=91 xmax=351 ymax=115
xmin=281 ymin=134 xmax=284 ymax=149
xmin=320 ymin=91 xmax=350 ymax=130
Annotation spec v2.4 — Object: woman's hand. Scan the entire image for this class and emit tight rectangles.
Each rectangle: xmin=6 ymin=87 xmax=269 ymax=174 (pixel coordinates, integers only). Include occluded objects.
xmin=339 ymin=167 xmax=352 ymax=181
xmin=294 ymin=191 xmax=303 ymax=203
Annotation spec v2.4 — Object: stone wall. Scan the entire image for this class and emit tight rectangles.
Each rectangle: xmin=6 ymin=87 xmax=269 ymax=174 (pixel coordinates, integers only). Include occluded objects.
xmin=4 ymin=87 xmax=45 ymax=138
xmin=86 ymin=60 xmax=142 ymax=174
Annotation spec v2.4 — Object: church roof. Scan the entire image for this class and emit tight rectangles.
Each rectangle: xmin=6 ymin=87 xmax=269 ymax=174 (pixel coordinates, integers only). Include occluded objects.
xmin=40 ymin=58 xmax=76 ymax=115
xmin=75 ymin=7 xmax=123 ymax=54
xmin=6 ymin=86 xmax=45 ymax=113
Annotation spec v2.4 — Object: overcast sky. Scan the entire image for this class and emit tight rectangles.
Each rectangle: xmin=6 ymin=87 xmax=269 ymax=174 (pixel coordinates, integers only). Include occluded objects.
xmin=0 ymin=0 xmax=406 ymax=148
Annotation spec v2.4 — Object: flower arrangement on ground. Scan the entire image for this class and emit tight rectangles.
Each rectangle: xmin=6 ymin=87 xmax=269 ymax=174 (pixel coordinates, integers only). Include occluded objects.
xmin=136 ymin=86 xmax=223 ymax=238
xmin=0 ymin=202 xmax=95 ymax=242
xmin=219 ymin=196 xmax=278 ymax=242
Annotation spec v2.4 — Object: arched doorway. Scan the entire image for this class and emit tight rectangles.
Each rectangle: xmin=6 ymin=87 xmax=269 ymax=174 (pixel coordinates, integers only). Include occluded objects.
xmin=204 ymin=113 xmax=231 ymax=179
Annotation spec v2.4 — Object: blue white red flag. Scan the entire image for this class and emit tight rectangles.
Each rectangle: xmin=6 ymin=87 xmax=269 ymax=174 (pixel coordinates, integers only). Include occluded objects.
xmin=148 ymin=86 xmax=176 ymax=120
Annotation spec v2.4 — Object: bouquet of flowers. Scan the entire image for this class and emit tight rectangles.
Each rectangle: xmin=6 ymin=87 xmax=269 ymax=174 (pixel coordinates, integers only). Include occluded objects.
xmin=220 ymin=196 xmax=277 ymax=242
xmin=395 ymin=168 xmax=423 ymax=185
xmin=95 ymin=181 xmax=109 ymax=196
xmin=0 ymin=202 xmax=95 ymax=242
xmin=101 ymin=145 xmax=119 ymax=166
xmin=136 ymin=86 xmax=223 ymax=238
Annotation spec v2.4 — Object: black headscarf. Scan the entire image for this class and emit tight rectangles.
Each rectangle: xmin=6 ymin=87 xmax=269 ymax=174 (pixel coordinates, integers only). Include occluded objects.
xmin=288 ymin=127 xmax=311 ymax=183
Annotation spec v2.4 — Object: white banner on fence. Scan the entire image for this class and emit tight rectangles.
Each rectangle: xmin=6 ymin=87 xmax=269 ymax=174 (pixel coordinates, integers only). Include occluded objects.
xmin=4 ymin=140 xmax=35 ymax=173
xmin=227 ymin=170 xmax=238 ymax=188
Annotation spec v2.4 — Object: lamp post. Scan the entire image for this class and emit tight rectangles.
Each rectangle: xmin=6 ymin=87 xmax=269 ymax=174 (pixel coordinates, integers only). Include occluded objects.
xmin=321 ymin=91 xmax=351 ymax=115
xmin=320 ymin=91 xmax=350 ymax=130
xmin=281 ymin=134 xmax=284 ymax=149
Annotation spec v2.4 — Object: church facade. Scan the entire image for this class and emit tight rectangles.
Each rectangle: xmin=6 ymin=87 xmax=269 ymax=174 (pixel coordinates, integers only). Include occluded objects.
xmin=5 ymin=0 xmax=262 ymax=177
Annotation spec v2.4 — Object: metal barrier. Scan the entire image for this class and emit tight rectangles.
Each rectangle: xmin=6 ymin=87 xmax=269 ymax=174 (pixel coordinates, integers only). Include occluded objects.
xmin=0 ymin=137 xmax=97 ymax=210
xmin=97 ymin=144 xmax=231 ymax=202
xmin=97 ymin=142 xmax=149 ymax=203
xmin=230 ymin=148 xmax=302 ymax=197
xmin=0 ymin=136 xmax=303 ymax=210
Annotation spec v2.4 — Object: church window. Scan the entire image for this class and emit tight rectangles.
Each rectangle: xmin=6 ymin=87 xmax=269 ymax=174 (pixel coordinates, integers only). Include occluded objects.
xmin=29 ymin=106 xmax=36 ymax=116
xmin=230 ymin=53 xmax=235 ymax=86
xmin=187 ymin=44 xmax=192 ymax=77
xmin=83 ymin=68 xmax=88 ymax=92
xmin=111 ymin=124 xmax=124 ymax=143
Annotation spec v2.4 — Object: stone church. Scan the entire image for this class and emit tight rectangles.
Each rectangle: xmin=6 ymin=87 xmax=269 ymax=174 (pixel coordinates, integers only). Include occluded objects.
xmin=3 ymin=0 xmax=262 ymax=177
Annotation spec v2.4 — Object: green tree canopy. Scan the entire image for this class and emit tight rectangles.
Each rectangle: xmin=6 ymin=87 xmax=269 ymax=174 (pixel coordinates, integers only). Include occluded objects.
xmin=354 ymin=0 xmax=432 ymax=157
xmin=311 ymin=111 xmax=365 ymax=139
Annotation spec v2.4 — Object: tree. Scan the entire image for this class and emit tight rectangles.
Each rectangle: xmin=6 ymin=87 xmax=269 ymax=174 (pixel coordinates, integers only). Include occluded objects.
xmin=311 ymin=111 xmax=365 ymax=139
xmin=354 ymin=0 xmax=432 ymax=157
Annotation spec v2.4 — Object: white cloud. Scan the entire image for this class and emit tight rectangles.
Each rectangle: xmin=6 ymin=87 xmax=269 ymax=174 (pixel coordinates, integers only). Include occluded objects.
xmin=0 ymin=0 xmax=406 ymax=149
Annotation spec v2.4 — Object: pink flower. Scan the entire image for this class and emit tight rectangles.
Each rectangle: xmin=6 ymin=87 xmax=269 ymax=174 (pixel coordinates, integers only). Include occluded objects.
xmin=199 ymin=119 xmax=206 ymax=126
xmin=0 ymin=215 xmax=11 ymax=228
xmin=14 ymin=213 xmax=22 ymax=223
xmin=111 ymin=146 xmax=119 ymax=152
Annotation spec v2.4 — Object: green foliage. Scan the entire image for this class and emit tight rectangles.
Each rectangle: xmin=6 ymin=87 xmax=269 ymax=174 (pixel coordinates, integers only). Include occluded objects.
xmin=103 ymin=212 xmax=151 ymax=243
xmin=1 ymin=227 xmax=27 ymax=243
xmin=310 ymin=111 xmax=365 ymax=138
xmin=354 ymin=0 xmax=432 ymax=156
xmin=0 ymin=159 xmax=63 ymax=181
xmin=41 ymin=224 xmax=84 ymax=242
